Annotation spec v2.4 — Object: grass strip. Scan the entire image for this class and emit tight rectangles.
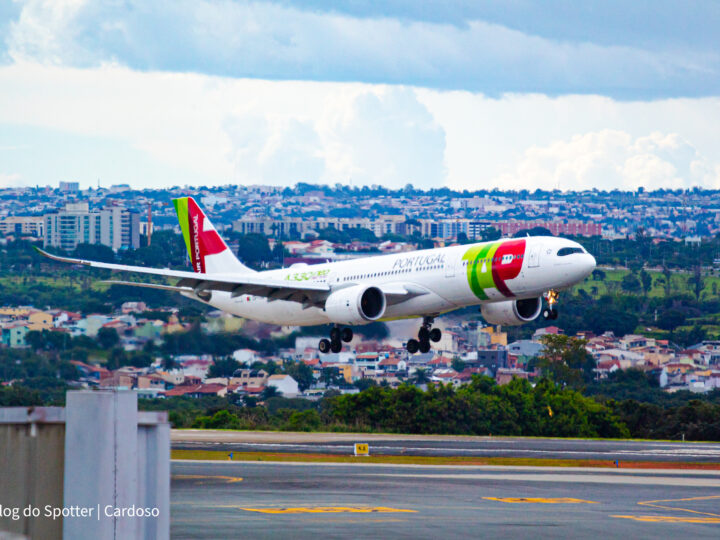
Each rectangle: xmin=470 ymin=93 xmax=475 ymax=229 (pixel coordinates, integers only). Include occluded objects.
xmin=171 ymin=449 xmax=720 ymax=470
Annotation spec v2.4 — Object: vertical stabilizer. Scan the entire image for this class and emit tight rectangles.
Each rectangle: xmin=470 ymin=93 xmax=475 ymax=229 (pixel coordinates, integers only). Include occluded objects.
xmin=173 ymin=197 xmax=255 ymax=274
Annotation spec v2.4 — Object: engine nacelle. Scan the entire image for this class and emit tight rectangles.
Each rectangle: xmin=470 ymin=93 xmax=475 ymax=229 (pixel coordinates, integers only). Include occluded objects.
xmin=480 ymin=297 xmax=543 ymax=326
xmin=324 ymin=285 xmax=386 ymax=325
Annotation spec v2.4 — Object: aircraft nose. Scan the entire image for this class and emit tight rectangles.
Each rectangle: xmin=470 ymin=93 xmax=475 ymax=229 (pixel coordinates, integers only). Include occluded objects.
xmin=585 ymin=253 xmax=597 ymax=274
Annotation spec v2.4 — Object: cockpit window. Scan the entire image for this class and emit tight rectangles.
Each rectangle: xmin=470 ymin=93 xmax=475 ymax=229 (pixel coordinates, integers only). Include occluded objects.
xmin=557 ymin=247 xmax=584 ymax=256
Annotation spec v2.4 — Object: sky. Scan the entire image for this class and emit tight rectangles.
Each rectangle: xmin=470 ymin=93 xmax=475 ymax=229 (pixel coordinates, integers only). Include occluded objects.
xmin=0 ymin=0 xmax=719 ymax=191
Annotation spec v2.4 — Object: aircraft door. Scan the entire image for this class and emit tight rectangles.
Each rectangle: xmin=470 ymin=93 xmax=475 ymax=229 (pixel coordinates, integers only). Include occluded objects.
xmin=527 ymin=244 xmax=541 ymax=268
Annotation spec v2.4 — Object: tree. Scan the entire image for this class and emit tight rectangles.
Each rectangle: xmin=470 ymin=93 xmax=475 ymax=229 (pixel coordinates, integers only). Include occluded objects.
xmin=412 ymin=368 xmax=430 ymax=385
xmin=451 ymin=357 xmax=465 ymax=372
xmin=354 ymin=378 xmax=377 ymax=391
xmin=621 ymin=273 xmax=641 ymax=293
xmin=690 ymin=266 xmax=705 ymax=301
xmin=285 ymin=361 xmax=315 ymax=392
xmin=537 ymin=334 xmax=596 ymax=387
xmin=97 ymin=327 xmax=119 ymax=350
xmin=592 ymin=269 xmax=606 ymax=281
xmin=208 ymin=357 xmax=241 ymax=378
xmin=585 ymin=306 xmax=638 ymax=337
xmin=320 ymin=367 xmax=344 ymax=387
xmin=639 ymin=269 xmax=652 ymax=295
xmin=261 ymin=385 xmax=281 ymax=400
xmin=657 ymin=309 xmax=686 ymax=331
xmin=662 ymin=265 xmax=672 ymax=296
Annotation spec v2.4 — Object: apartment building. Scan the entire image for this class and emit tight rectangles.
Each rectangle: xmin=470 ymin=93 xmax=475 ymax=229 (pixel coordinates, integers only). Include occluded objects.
xmin=44 ymin=202 xmax=140 ymax=251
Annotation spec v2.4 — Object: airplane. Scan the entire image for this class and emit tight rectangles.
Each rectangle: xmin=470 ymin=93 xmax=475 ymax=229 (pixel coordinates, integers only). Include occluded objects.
xmin=38 ymin=197 xmax=596 ymax=354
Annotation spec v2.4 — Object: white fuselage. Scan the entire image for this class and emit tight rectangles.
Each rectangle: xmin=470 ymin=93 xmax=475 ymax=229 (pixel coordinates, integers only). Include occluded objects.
xmin=190 ymin=236 xmax=595 ymax=326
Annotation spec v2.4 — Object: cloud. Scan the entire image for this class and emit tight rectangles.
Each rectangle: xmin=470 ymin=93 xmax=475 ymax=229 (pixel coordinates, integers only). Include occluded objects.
xmin=3 ymin=0 xmax=718 ymax=99
xmin=491 ymin=130 xmax=720 ymax=191
xmin=0 ymin=63 xmax=446 ymax=189
xmin=0 ymin=62 xmax=719 ymax=191
xmin=323 ymin=89 xmax=445 ymax=189
xmin=224 ymin=116 xmax=325 ymax=186
xmin=0 ymin=172 xmax=22 ymax=187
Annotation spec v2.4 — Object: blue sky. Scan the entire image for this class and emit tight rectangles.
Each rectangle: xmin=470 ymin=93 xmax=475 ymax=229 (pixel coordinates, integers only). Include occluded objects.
xmin=0 ymin=0 xmax=719 ymax=190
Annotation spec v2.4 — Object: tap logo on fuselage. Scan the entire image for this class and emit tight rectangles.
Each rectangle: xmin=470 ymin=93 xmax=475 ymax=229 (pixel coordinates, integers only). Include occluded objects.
xmin=462 ymin=239 xmax=526 ymax=299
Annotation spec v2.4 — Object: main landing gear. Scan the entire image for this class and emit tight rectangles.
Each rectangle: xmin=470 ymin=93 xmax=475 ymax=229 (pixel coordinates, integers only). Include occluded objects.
xmin=543 ymin=289 xmax=559 ymax=320
xmin=318 ymin=326 xmax=353 ymax=354
xmin=406 ymin=316 xmax=442 ymax=354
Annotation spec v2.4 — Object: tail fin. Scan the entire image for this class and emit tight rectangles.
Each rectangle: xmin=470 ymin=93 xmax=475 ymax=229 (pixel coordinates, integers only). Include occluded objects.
xmin=173 ymin=197 xmax=255 ymax=274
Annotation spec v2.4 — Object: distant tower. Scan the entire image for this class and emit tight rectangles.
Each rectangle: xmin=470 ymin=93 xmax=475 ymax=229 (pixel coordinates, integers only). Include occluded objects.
xmin=147 ymin=203 xmax=153 ymax=246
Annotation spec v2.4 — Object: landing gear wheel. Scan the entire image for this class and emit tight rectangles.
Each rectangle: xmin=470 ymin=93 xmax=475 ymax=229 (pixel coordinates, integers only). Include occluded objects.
xmin=330 ymin=327 xmax=341 ymax=342
xmin=318 ymin=338 xmax=331 ymax=354
xmin=330 ymin=339 xmax=342 ymax=353
xmin=418 ymin=326 xmax=430 ymax=342
xmin=543 ymin=307 xmax=559 ymax=320
xmin=341 ymin=327 xmax=353 ymax=343
xmin=419 ymin=340 xmax=431 ymax=354
xmin=429 ymin=328 xmax=442 ymax=342
xmin=406 ymin=339 xmax=419 ymax=354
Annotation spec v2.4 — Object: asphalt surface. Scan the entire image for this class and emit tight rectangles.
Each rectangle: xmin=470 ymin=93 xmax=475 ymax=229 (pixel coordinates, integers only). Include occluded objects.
xmin=172 ymin=430 xmax=720 ymax=463
xmin=171 ymin=460 xmax=720 ymax=539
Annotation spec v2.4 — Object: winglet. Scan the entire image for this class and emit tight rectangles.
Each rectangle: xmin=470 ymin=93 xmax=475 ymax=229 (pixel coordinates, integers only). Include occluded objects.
xmin=33 ymin=246 xmax=91 ymax=266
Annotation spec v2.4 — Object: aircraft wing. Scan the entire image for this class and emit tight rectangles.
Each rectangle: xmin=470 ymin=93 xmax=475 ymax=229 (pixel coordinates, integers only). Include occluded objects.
xmin=35 ymin=248 xmax=330 ymax=304
xmin=37 ymin=248 xmax=429 ymax=307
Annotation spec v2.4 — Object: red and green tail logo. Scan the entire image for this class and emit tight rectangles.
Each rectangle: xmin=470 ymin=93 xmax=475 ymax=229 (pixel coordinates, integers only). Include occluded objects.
xmin=173 ymin=197 xmax=227 ymax=273
xmin=462 ymin=239 xmax=526 ymax=299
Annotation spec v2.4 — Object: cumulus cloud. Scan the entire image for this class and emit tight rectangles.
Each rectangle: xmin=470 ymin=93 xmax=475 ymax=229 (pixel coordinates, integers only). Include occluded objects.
xmin=3 ymin=0 xmax=718 ymax=99
xmin=0 ymin=62 xmax=719 ymax=191
xmin=0 ymin=63 xmax=446 ymax=188
xmin=491 ymin=130 xmax=720 ymax=191
xmin=323 ymin=89 xmax=445 ymax=189
xmin=224 ymin=116 xmax=325 ymax=186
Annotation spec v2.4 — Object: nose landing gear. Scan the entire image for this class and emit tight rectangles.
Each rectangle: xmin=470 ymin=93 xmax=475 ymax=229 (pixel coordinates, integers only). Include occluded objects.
xmin=543 ymin=289 xmax=559 ymax=320
xmin=318 ymin=326 xmax=354 ymax=354
xmin=406 ymin=316 xmax=442 ymax=354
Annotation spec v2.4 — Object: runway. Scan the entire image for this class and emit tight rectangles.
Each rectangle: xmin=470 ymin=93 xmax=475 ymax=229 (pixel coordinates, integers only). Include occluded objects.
xmin=171 ymin=460 xmax=720 ymax=539
xmin=172 ymin=430 xmax=720 ymax=463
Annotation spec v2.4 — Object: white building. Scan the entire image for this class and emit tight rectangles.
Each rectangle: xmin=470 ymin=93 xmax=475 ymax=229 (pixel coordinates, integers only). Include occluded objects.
xmin=44 ymin=202 xmax=140 ymax=251
xmin=266 ymin=374 xmax=300 ymax=397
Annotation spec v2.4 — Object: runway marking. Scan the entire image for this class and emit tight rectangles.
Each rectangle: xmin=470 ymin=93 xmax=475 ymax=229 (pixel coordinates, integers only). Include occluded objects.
xmin=483 ymin=497 xmax=597 ymax=504
xmin=240 ymin=506 xmax=417 ymax=514
xmin=637 ymin=495 xmax=720 ymax=518
xmin=368 ymin=472 xmax=720 ymax=487
xmin=172 ymin=474 xmax=243 ymax=484
xmin=612 ymin=515 xmax=720 ymax=524
xmin=612 ymin=495 xmax=720 ymax=524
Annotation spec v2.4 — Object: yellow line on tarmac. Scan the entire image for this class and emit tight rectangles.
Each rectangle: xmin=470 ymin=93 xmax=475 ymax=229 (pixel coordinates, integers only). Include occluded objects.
xmin=483 ymin=497 xmax=597 ymax=504
xmin=240 ymin=507 xmax=417 ymax=514
xmin=637 ymin=495 xmax=720 ymax=518
xmin=612 ymin=515 xmax=720 ymax=524
xmin=172 ymin=474 xmax=243 ymax=484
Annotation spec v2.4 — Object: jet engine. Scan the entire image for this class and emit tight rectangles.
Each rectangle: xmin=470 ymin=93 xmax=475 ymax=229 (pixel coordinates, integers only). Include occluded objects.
xmin=480 ymin=297 xmax=542 ymax=326
xmin=324 ymin=285 xmax=386 ymax=325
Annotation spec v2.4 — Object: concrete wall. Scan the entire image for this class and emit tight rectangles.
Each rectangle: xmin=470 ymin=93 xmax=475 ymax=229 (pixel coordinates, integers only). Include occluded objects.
xmin=1 ymin=392 xmax=169 ymax=540
xmin=0 ymin=407 xmax=66 ymax=540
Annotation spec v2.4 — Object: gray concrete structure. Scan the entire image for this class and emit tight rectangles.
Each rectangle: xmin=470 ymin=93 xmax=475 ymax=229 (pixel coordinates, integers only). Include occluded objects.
xmin=0 ymin=407 xmax=65 ymax=539
xmin=1 ymin=391 xmax=169 ymax=540
xmin=63 ymin=391 xmax=169 ymax=540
